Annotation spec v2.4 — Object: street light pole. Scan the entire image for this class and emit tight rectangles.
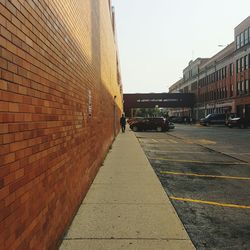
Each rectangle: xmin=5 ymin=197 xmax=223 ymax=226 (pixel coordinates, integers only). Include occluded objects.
xmin=196 ymin=65 xmax=200 ymax=121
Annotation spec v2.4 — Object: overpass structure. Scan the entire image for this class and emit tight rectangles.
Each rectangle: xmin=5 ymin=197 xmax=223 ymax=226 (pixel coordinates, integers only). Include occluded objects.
xmin=123 ymin=93 xmax=195 ymax=116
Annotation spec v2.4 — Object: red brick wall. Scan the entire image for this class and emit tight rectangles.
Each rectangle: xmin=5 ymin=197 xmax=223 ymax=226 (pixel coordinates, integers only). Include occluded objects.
xmin=0 ymin=0 xmax=122 ymax=249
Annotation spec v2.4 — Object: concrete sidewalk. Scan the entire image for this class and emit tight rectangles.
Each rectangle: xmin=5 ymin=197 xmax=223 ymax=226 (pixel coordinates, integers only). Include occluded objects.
xmin=60 ymin=130 xmax=195 ymax=250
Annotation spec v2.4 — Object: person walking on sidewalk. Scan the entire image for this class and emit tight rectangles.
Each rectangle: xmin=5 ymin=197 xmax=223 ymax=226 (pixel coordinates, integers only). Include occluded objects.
xmin=189 ymin=117 xmax=193 ymax=125
xmin=120 ymin=114 xmax=126 ymax=133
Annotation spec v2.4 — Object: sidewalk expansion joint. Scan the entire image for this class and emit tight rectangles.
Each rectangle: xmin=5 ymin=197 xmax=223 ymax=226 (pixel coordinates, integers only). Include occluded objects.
xmin=82 ymin=202 xmax=167 ymax=205
xmin=63 ymin=237 xmax=189 ymax=241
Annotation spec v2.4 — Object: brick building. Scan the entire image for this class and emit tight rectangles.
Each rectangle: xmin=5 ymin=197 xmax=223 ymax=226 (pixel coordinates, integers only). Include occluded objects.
xmin=169 ymin=16 xmax=250 ymax=121
xmin=0 ymin=0 xmax=123 ymax=249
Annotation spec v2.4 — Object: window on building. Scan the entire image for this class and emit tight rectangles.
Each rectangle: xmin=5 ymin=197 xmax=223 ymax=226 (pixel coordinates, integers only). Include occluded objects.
xmin=241 ymin=32 xmax=244 ymax=47
xmin=236 ymin=59 xmax=240 ymax=73
xmin=198 ymin=79 xmax=201 ymax=88
xmin=244 ymin=55 xmax=248 ymax=70
xmin=244 ymin=80 xmax=248 ymax=94
xmin=246 ymin=80 xmax=249 ymax=93
xmin=249 ymin=53 xmax=250 ymax=69
xmin=241 ymin=81 xmax=245 ymax=93
xmin=236 ymin=35 xmax=240 ymax=49
xmin=237 ymin=82 xmax=240 ymax=95
xmin=230 ymin=63 xmax=234 ymax=76
xmin=191 ymin=82 xmax=197 ymax=91
xmin=241 ymin=57 xmax=244 ymax=71
xmin=189 ymin=70 xmax=192 ymax=78
xmin=245 ymin=29 xmax=249 ymax=44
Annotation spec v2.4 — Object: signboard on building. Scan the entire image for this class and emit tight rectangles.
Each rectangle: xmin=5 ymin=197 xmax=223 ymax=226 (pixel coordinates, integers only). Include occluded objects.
xmin=123 ymin=93 xmax=195 ymax=115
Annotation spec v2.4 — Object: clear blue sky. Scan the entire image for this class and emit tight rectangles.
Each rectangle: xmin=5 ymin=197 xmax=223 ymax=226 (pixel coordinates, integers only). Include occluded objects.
xmin=112 ymin=0 xmax=250 ymax=93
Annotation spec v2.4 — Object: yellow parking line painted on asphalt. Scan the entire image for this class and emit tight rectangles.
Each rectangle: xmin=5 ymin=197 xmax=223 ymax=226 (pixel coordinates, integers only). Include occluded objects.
xmin=170 ymin=196 xmax=250 ymax=209
xmin=160 ymin=171 xmax=250 ymax=180
xmin=148 ymin=157 xmax=246 ymax=165
xmin=184 ymin=140 xmax=194 ymax=144
xmin=180 ymin=139 xmax=216 ymax=145
xmin=197 ymin=139 xmax=216 ymax=145
xmin=148 ymin=151 xmax=207 ymax=154
xmin=151 ymin=139 xmax=158 ymax=142
xmin=168 ymin=139 xmax=178 ymax=144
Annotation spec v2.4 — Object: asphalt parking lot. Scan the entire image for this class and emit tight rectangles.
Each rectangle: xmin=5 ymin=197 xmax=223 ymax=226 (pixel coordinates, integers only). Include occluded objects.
xmin=134 ymin=124 xmax=250 ymax=249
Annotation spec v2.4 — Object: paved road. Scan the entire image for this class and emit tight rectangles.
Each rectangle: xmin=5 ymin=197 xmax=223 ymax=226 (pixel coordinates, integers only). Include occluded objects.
xmin=134 ymin=124 xmax=250 ymax=249
xmin=172 ymin=124 xmax=250 ymax=163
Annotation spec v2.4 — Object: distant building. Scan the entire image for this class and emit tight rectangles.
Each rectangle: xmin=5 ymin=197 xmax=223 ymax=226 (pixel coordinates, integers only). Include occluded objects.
xmin=169 ymin=16 xmax=250 ymax=121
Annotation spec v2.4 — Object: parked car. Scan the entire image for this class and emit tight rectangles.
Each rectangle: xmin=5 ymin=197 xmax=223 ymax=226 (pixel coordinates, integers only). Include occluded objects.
xmin=200 ymin=113 xmax=226 ymax=126
xmin=130 ymin=117 xmax=169 ymax=132
xmin=127 ymin=117 xmax=144 ymax=125
xmin=169 ymin=116 xmax=195 ymax=124
xmin=168 ymin=122 xmax=175 ymax=129
xmin=169 ymin=116 xmax=190 ymax=123
xmin=169 ymin=116 xmax=182 ymax=123
xmin=225 ymin=113 xmax=237 ymax=126
xmin=227 ymin=117 xmax=249 ymax=128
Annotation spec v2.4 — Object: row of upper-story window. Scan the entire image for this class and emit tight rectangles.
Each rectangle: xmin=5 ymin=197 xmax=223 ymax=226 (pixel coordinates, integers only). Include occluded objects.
xmin=198 ymin=87 xmax=231 ymax=102
xmin=198 ymin=80 xmax=250 ymax=103
xmin=198 ymin=65 xmax=232 ymax=88
xmin=198 ymin=54 xmax=250 ymax=88
xmin=236 ymin=26 xmax=250 ymax=49
xmin=236 ymin=79 xmax=249 ymax=95
xmin=236 ymin=54 xmax=250 ymax=73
